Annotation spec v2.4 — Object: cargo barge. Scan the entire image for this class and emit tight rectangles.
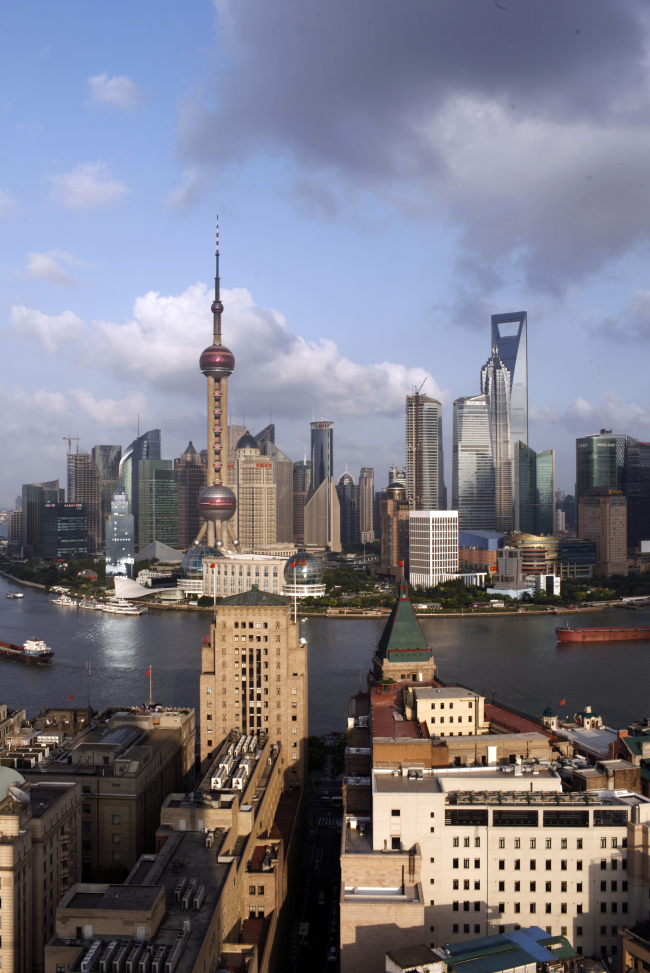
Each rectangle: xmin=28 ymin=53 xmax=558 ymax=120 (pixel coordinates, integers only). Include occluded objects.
xmin=556 ymin=625 xmax=650 ymax=643
xmin=0 ymin=639 xmax=54 ymax=664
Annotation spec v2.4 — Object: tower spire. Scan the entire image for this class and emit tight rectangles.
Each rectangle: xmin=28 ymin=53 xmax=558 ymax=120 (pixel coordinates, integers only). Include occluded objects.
xmin=212 ymin=217 xmax=223 ymax=345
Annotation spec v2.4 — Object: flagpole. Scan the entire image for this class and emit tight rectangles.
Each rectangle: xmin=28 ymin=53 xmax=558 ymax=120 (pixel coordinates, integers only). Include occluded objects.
xmin=149 ymin=665 xmax=152 ymax=705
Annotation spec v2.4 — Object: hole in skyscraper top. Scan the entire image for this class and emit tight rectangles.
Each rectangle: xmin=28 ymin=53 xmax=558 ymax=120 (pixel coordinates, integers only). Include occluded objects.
xmin=496 ymin=322 xmax=520 ymax=337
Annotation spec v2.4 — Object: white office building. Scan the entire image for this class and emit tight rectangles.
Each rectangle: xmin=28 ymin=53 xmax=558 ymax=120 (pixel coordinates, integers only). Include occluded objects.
xmin=409 ymin=510 xmax=459 ymax=588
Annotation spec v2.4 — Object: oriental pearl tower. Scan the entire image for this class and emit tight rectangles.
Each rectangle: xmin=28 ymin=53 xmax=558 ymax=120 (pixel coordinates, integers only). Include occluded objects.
xmin=196 ymin=222 xmax=238 ymax=549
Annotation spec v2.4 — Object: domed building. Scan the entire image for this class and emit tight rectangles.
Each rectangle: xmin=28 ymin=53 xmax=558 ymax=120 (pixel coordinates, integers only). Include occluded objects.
xmin=178 ymin=544 xmax=223 ymax=596
xmin=282 ymin=550 xmax=326 ymax=598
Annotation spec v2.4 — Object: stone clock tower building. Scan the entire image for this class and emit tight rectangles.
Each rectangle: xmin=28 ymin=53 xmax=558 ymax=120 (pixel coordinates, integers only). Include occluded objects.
xmin=199 ymin=587 xmax=308 ymax=786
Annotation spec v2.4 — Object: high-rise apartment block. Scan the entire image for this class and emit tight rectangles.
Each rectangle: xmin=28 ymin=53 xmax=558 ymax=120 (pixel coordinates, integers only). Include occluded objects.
xmin=174 ymin=441 xmax=207 ymax=550
xmin=105 ymin=491 xmax=135 ymax=575
xmin=43 ymin=502 xmax=89 ymax=560
xmin=405 ymin=394 xmax=444 ymax=511
xmin=21 ymin=480 xmax=64 ymax=556
xmin=67 ymin=449 xmax=101 ymax=551
xmin=137 ymin=460 xmax=178 ymax=551
xmin=409 ymin=509 xmax=459 ymax=588
xmin=232 ymin=432 xmax=277 ymax=550
xmin=452 ymin=394 xmax=495 ymax=530
xmin=578 ymin=487 xmax=628 ymax=577
xmin=576 ymin=431 xmax=650 ymax=548
xmin=8 ymin=508 xmax=23 ymax=544
xmin=199 ymin=587 xmax=308 ymax=786
xmin=359 ymin=467 xmax=374 ymax=543
xmin=292 ymin=459 xmax=311 ymax=547
xmin=91 ymin=445 xmax=122 ymax=546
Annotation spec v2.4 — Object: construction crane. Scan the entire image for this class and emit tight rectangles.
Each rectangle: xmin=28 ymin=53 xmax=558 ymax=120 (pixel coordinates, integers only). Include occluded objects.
xmin=63 ymin=435 xmax=79 ymax=455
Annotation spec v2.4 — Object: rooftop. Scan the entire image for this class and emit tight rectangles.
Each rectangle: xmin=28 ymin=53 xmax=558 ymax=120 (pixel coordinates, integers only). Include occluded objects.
xmin=416 ymin=686 xmax=480 ymax=701
xmin=219 ymin=585 xmax=291 ymax=607
xmin=377 ymin=584 xmax=429 ymax=659
xmin=67 ymin=885 xmax=162 ymax=913
xmin=485 ymin=703 xmax=552 ymax=737
xmin=29 ymin=782 xmax=75 ymax=817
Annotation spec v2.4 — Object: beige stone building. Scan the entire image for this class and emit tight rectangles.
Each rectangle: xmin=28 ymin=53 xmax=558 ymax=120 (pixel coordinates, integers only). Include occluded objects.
xmin=45 ymin=731 xmax=304 ymax=973
xmin=199 ymin=587 xmax=308 ymax=788
xmin=578 ymin=487 xmax=628 ymax=577
xmin=0 ymin=770 xmax=81 ymax=973
xmin=304 ymin=476 xmax=341 ymax=552
xmin=380 ymin=483 xmax=410 ymax=580
xmin=24 ymin=708 xmax=195 ymax=880
xmin=231 ymin=433 xmax=278 ymax=550
xmin=202 ymin=552 xmax=286 ymax=598
xmin=408 ymin=686 xmax=489 ymax=739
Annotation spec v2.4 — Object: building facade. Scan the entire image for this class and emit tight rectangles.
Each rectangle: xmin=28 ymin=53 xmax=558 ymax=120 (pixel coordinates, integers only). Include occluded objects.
xmin=198 ymin=587 xmax=308 ymax=787
xmin=8 ymin=508 xmax=23 ymax=544
xmin=43 ymin=502 xmax=89 ymax=560
xmin=258 ymin=440 xmax=293 ymax=544
xmin=232 ymin=433 xmax=277 ymax=550
xmin=310 ymin=420 xmax=334 ymax=491
xmin=292 ymin=460 xmax=311 ymax=547
xmin=513 ymin=444 xmax=555 ymax=536
xmin=409 ymin=510 xmax=459 ymax=589
xmin=491 ymin=311 xmax=528 ymax=447
xmin=359 ymin=467 xmax=375 ymax=543
xmin=92 ymin=445 xmax=122 ymax=546
xmin=337 ymin=471 xmax=360 ymax=546
xmin=67 ymin=449 xmax=101 ymax=552
xmin=304 ymin=477 xmax=341 ymax=551
xmin=578 ymin=487 xmax=628 ymax=577
xmin=174 ymin=441 xmax=207 ymax=550
xmin=137 ymin=460 xmax=178 ymax=551
xmin=118 ymin=429 xmax=161 ymax=544
xmin=406 ymin=394 xmax=445 ymax=511
xmin=452 ymin=394 xmax=495 ymax=530
xmin=379 ymin=483 xmax=410 ymax=579
xmin=22 ymin=480 xmax=64 ymax=556
xmin=202 ymin=553 xmax=285 ymax=598
xmin=105 ymin=491 xmax=135 ymax=575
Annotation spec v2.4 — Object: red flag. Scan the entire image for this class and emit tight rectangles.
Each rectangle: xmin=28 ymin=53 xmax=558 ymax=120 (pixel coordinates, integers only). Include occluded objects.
xmin=210 ymin=563 xmax=215 ymax=568
xmin=146 ymin=669 xmax=151 ymax=676
xmin=398 ymin=560 xmax=403 ymax=567
xmin=69 ymin=695 xmax=73 ymax=700
xmin=560 ymin=699 xmax=566 ymax=706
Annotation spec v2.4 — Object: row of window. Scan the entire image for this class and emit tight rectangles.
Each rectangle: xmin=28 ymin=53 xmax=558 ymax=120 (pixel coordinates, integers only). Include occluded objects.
xmin=430 ymin=716 xmax=472 ymax=724
xmin=429 ymin=701 xmax=474 ymax=710
xmin=234 ymin=622 xmax=269 ymax=629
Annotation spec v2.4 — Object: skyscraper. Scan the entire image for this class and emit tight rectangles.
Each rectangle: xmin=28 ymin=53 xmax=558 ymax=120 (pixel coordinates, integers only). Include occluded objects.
xmin=258 ymin=439 xmax=293 ymax=543
xmin=292 ymin=459 xmax=311 ymax=547
xmin=137 ymin=459 xmax=178 ymax=551
xmin=337 ymin=471 xmax=359 ymax=545
xmin=43 ymin=502 xmax=89 ymax=560
xmin=92 ymin=444 xmax=122 ymax=546
xmin=578 ymin=487 xmax=627 ymax=576
xmin=67 ymin=448 xmax=101 ymax=551
xmin=232 ymin=432 xmax=277 ymax=550
xmin=119 ymin=429 xmax=161 ymax=542
xmin=575 ymin=429 xmax=648 ymax=546
xmin=405 ymin=394 xmax=444 ymax=511
xmin=310 ymin=420 xmax=334 ymax=490
xmin=106 ymin=490 xmax=135 ymax=575
xmin=359 ymin=467 xmax=375 ymax=543
xmin=305 ymin=420 xmax=340 ymax=550
xmin=512 ymin=442 xmax=555 ymax=535
xmin=379 ymin=482 xmax=410 ymax=579
xmin=480 ymin=352 xmax=513 ymax=532
xmin=491 ymin=311 xmax=528 ymax=446
xmin=452 ymin=394 xmax=495 ymax=530
xmin=175 ymin=441 xmax=207 ymax=550
xmin=21 ymin=480 xmax=63 ymax=555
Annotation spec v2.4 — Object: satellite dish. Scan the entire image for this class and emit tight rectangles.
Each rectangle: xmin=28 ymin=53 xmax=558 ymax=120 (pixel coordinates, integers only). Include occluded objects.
xmin=9 ymin=785 xmax=30 ymax=804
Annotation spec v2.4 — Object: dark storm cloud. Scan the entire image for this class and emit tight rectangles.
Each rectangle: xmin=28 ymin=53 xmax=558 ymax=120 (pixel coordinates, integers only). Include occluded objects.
xmin=180 ymin=0 xmax=650 ymax=291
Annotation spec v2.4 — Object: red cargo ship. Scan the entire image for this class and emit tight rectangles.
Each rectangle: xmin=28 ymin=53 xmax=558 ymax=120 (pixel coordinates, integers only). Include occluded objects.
xmin=556 ymin=625 xmax=650 ymax=643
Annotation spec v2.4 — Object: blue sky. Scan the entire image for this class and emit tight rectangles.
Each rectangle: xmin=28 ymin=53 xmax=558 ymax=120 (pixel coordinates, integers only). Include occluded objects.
xmin=1 ymin=0 xmax=650 ymax=508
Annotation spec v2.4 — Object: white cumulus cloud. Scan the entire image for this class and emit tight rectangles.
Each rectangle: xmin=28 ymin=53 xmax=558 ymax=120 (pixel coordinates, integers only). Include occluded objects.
xmin=90 ymin=282 xmax=448 ymax=416
xmin=0 ymin=385 xmax=71 ymax=440
xmin=24 ymin=249 xmax=91 ymax=285
xmin=86 ymin=73 xmax=143 ymax=110
xmin=47 ymin=162 xmax=129 ymax=210
xmin=69 ymin=388 xmax=150 ymax=428
xmin=11 ymin=305 xmax=85 ymax=352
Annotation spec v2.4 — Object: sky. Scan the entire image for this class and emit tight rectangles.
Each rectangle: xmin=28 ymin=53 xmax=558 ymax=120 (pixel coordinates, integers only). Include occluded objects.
xmin=1 ymin=0 xmax=650 ymax=508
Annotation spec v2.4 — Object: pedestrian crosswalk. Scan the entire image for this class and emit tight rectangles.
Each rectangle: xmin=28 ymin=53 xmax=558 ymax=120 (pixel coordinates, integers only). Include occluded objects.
xmin=318 ymin=816 xmax=340 ymax=827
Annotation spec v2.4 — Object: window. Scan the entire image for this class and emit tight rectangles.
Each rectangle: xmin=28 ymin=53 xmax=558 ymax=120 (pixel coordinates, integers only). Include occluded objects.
xmin=464 ymin=836 xmax=470 ymax=847
xmin=530 ymin=882 xmax=536 ymax=892
xmin=577 ymin=839 xmax=583 ymax=849
xmin=612 ymin=837 xmax=618 ymax=848
xmin=453 ymin=902 xmax=459 ymax=912
xmin=82 ymin=805 xmax=91 ymax=814
xmin=600 ymin=903 xmax=607 ymax=913
xmin=623 ymin=902 xmax=628 ymax=914
xmin=453 ymin=859 xmax=459 ymax=869
xmin=561 ymin=903 xmax=567 ymax=914
xmin=601 ymin=860 xmax=607 ymax=870
xmin=112 ymin=852 xmax=121 ymax=862
xmin=530 ymin=860 xmax=536 ymax=870
xmin=463 ymin=902 xmax=470 ymax=912
xmin=499 ymin=838 xmax=505 ymax=849
xmin=530 ymin=903 xmax=536 ymax=914
xmin=577 ymin=883 xmax=582 ymax=892
xmin=514 ymin=882 xmax=520 ymax=892
xmin=498 ymin=903 xmax=504 ymax=914
xmin=249 ymin=886 xmax=255 ymax=894
xmin=499 ymin=860 xmax=505 ymax=870
xmin=474 ymin=859 xmax=480 ymax=869
xmin=561 ymin=860 xmax=567 ymax=871
xmin=530 ymin=839 xmax=536 ymax=849
xmin=545 ymin=839 xmax=552 ymax=849
xmin=464 ymin=880 xmax=470 ymax=890
xmin=474 ymin=881 xmax=480 ymax=890
xmin=514 ymin=838 xmax=521 ymax=849
xmin=391 ymin=837 xmax=400 ymax=850
xmin=112 ymin=834 xmax=120 ymax=844
xmin=514 ymin=903 xmax=520 ymax=914
xmin=577 ymin=860 xmax=583 ymax=870
xmin=545 ymin=903 xmax=551 ymax=914
xmin=515 ymin=860 xmax=521 ymax=870
xmin=453 ymin=880 xmax=459 ymax=890
xmin=611 ymin=903 xmax=618 ymax=914
xmin=601 ymin=838 xmax=607 ymax=848
xmin=577 ymin=904 xmax=583 ymax=914
xmin=545 ymin=860 xmax=551 ymax=870
xmin=576 ymin=927 xmax=583 ymax=936
xmin=453 ymin=924 xmax=459 ymax=933
xmin=464 ymin=859 xmax=470 ymax=869
xmin=611 ymin=881 xmax=617 ymax=892
xmin=453 ymin=837 xmax=459 ymax=847
xmin=546 ymin=882 xmax=552 ymax=892
xmin=600 ymin=881 xmax=607 ymax=892
xmin=498 ymin=881 xmax=505 ymax=891
xmin=258 ymin=886 xmax=264 ymax=895
xmin=561 ymin=882 xmax=567 ymax=893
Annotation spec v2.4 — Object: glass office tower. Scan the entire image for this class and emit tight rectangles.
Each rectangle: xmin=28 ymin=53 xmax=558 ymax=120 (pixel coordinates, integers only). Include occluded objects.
xmin=118 ymin=429 xmax=161 ymax=542
xmin=21 ymin=480 xmax=64 ymax=555
xmin=576 ymin=430 xmax=619 ymax=499
xmin=310 ymin=420 xmax=334 ymax=492
xmin=137 ymin=460 xmax=178 ymax=550
xmin=513 ymin=443 xmax=555 ymax=535
xmin=452 ymin=394 xmax=495 ymax=530
xmin=536 ymin=449 xmax=555 ymax=536
xmin=491 ymin=312 xmax=528 ymax=447
xmin=480 ymin=354 xmax=512 ymax=532
xmin=43 ymin=502 xmax=89 ymax=559
xmin=92 ymin=445 xmax=122 ymax=546
xmin=106 ymin=490 xmax=135 ymax=575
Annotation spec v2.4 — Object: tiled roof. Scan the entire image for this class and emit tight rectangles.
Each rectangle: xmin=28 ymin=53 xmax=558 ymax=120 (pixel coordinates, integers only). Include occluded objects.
xmin=377 ymin=584 xmax=429 ymax=658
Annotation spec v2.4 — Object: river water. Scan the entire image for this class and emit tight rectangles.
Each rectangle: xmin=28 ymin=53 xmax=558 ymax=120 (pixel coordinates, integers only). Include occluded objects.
xmin=1 ymin=576 xmax=650 ymax=735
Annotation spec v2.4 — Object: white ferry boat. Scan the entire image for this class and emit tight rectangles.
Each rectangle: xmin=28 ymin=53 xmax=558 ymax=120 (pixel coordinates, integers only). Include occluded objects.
xmin=101 ymin=598 xmax=148 ymax=616
xmin=79 ymin=599 xmax=101 ymax=611
xmin=6 ymin=592 xmax=24 ymax=599
xmin=51 ymin=594 xmax=78 ymax=607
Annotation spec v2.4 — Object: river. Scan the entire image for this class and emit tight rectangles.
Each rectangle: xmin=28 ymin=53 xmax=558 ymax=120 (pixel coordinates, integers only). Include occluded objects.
xmin=1 ymin=575 xmax=649 ymax=735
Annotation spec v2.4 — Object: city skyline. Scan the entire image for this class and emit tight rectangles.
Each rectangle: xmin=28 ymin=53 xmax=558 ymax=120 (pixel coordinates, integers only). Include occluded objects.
xmin=2 ymin=5 xmax=650 ymax=506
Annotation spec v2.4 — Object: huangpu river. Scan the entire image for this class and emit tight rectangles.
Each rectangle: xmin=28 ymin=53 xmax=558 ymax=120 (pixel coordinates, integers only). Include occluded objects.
xmin=2 ymin=575 xmax=650 ymax=734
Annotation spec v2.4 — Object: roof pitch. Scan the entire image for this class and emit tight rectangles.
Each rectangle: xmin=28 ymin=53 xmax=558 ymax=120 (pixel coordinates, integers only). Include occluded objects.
xmin=377 ymin=585 xmax=429 ymax=657
xmin=219 ymin=584 xmax=291 ymax=607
